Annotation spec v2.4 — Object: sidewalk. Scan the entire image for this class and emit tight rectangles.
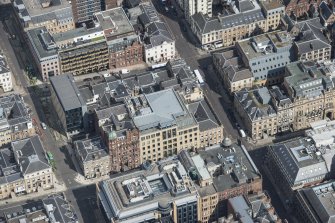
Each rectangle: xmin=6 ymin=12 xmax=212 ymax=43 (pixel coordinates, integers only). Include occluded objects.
xmin=0 ymin=182 xmax=67 ymax=207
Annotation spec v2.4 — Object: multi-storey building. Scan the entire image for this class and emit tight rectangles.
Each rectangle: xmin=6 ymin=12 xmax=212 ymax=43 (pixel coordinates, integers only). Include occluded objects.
xmin=236 ymin=31 xmax=293 ymax=86
xmin=284 ymin=61 xmax=335 ymax=130
xmin=50 ymin=74 xmax=88 ymax=136
xmin=1 ymin=193 xmax=78 ymax=223
xmin=234 ymin=87 xmax=277 ymax=140
xmin=0 ymin=135 xmax=54 ymax=200
xmin=13 ymin=0 xmax=75 ymax=34
xmin=235 ymin=60 xmax=335 ymax=139
xmin=96 ymin=104 xmax=141 ymax=173
xmin=97 ymin=157 xmax=198 ymax=223
xmin=128 ymin=89 xmax=200 ymax=163
xmin=134 ymin=2 xmax=176 ymax=65
xmin=71 ymin=0 xmax=102 ymax=24
xmin=187 ymin=100 xmax=223 ymax=148
xmin=264 ymin=137 xmax=331 ymax=199
xmin=259 ymin=0 xmax=285 ymax=31
xmin=74 ymin=137 xmax=110 ymax=179
xmin=177 ymin=0 xmax=212 ymax=21
xmin=179 ymin=141 xmax=262 ymax=223
xmin=144 ymin=21 xmax=175 ymax=64
xmin=283 ymin=0 xmax=320 ymax=18
xmin=289 ymin=18 xmax=331 ymax=62
xmin=27 ymin=27 xmax=60 ymax=82
xmin=0 ymin=94 xmax=35 ymax=146
xmin=295 ymin=181 xmax=335 ymax=223
xmin=53 ymin=26 xmax=109 ymax=75
xmin=319 ymin=1 xmax=335 ymax=26
xmin=213 ymin=50 xmax=254 ymax=94
xmin=190 ymin=0 xmax=284 ymax=49
xmin=227 ymin=192 xmax=284 ymax=222
xmin=0 ymin=55 xmax=13 ymax=92
xmin=27 ymin=24 xmax=109 ymax=79
xmin=95 ymin=7 xmax=144 ymax=69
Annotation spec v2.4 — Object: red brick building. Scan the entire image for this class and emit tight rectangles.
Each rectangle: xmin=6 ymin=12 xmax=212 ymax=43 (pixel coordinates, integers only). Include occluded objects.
xmin=109 ymin=40 xmax=144 ymax=69
xmin=96 ymin=104 xmax=141 ymax=173
xmin=284 ymin=0 xmax=321 ymax=18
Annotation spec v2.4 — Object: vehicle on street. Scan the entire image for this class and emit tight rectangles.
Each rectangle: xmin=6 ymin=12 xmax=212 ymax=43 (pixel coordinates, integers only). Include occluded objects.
xmin=239 ymin=129 xmax=246 ymax=138
xmin=41 ymin=122 xmax=47 ymax=130
xmin=193 ymin=69 xmax=205 ymax=85
xmin=121 ymin=69 xmax=130 ymax=74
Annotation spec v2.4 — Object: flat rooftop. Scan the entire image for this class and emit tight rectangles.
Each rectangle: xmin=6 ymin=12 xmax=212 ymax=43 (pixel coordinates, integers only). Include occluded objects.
xmin=237 ymin=31 xmax=292 ymax=60
xmin=306 ymin=119 xmax=335 ymax=147
xmin=18 ymin=0 xmax=71 ymax=18
xmin=53 ymin=26 xmax=103 ymax=44
xmin=27 ymin=27 xmax=58 ymax=59
xmin=95 ymin=7 xmax=134 ymax=38
xmin=300 ymin=181 xmax=335 ymax=222
xmin=131 ymin=89 xmax=196 ymax=132
xmin=50 ymin=74 xmax=86 ymax=111
xmin=98 ymin=158 xmax=197 ymax=221
xmin=198 ymin=143 xmax=260 ymax=192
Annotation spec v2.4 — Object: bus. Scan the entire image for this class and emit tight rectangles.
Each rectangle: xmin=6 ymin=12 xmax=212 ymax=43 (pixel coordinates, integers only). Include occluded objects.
xmin=193 ymin=69 xmax=205 ymax=85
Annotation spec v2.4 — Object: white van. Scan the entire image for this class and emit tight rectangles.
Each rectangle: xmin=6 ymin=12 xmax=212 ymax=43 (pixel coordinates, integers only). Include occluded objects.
xmin=239 ymin=129 xmax=246 ymax=138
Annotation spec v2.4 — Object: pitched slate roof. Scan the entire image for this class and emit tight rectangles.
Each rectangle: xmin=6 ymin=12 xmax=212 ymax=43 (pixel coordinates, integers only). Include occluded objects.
xmin=11 ymin=135 xmax=50 ymax=175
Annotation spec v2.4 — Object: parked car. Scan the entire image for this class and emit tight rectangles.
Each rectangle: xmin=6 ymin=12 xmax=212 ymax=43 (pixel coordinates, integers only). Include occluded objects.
xmin=41 ymin=122 xmax=47 ymax=130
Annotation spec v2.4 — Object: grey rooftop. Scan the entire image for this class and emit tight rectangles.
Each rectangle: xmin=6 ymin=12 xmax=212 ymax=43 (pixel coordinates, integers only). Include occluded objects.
xmin=74 ymin=137 xmax=108 ymax=162
xmin=50 ymin=74 xmax=86 ymax=111
xmin=12 ymin=135 xmax=50 ymax=175
xmin=95 ymin=7 xmax=134 ymax=37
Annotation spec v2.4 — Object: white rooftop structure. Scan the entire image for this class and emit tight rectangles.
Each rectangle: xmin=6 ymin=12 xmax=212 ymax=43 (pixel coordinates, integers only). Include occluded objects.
xmin=306 ymin=119 xmax=335 ymax=147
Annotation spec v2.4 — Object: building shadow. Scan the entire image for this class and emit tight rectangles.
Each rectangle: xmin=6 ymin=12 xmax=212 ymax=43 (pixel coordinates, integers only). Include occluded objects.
xmin=59 ymin=145 xmax=77 ymax=172
xmin=72 ymin=185 xmax=107 ymax=223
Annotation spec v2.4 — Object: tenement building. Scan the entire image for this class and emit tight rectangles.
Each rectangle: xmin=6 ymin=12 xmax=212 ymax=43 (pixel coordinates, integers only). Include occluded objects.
xmin=295 ymin=181 xmax=335 ymax=223
xmin=264 ymin=137 xmax=331 ymax=199
xmin=234 ymin=60 xmax=335 ymax=139
xmin=236 ymin=31 xmax=293 ymax=86
xmin=143 ymin=21 xmax=175 ymax=64
xmin=226 ymin=192 xmax=283 ymax=222
xmin=0 ymin=55 xmax=13 ymax=92
xmin=95 ymin=7 xmax=144 ymax=69
xmin=213 ymin=49 xmax=254 ymax=94
xmin=288 ymin=17 xmax=331 ymax=62
xmin=283 ymin=0 xmax=321 ymax=18
xmin=234 ymin=87 xmax=277 ymax=140
xmin=283 ymin=61 xmax=335 ymax=131
xmin=179 ymin=140 xmax=262 ymax=223
xmin=97 ymin=157 xmax=198 ymax=223
xmin=0 ymin=94 xmax=35 ymax=146
xmin=13 ymin=0 xmax=75 ymax=34
xmin=1 ymin=193 xmax=78 ymax=223
xmin=190 ymin=0 xmax=284 ymax=49
xmin=74 ymin=137 xmax=111 ymax=179
xmin=96 ymin=104 xmax=141 ymax=173
xmin=0 ymin=135 xmax=54 ymax=200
